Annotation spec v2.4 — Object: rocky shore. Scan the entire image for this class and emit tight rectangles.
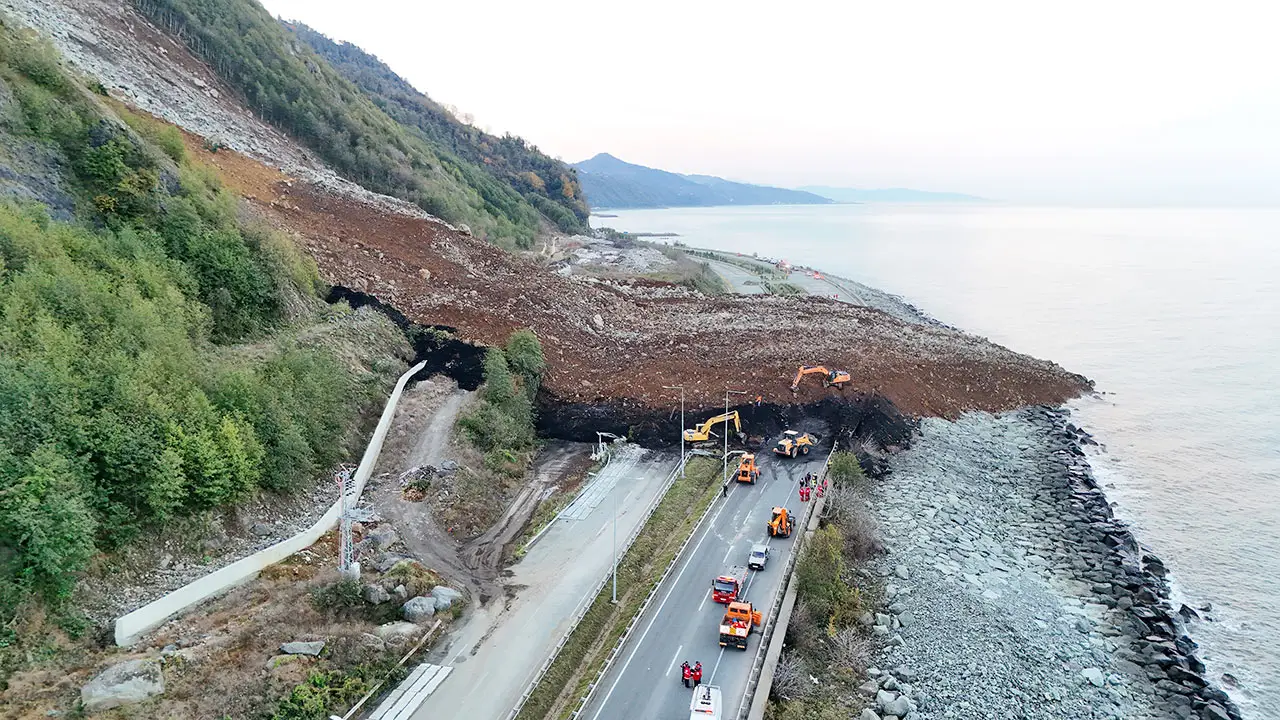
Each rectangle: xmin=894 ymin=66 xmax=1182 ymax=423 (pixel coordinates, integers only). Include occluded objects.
xmin=852 ymin=407 xmax=1239 ymax=720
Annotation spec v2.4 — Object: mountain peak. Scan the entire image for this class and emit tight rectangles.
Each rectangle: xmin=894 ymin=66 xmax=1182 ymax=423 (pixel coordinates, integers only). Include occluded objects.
xmin=572 ymin=155 xmax=831 ymax=209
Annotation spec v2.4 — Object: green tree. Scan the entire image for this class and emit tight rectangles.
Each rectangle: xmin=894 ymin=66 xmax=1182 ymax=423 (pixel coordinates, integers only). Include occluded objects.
xmin=0 ymin=445 xmax=98 ymax=598
xmin=795 ymin=525 xmax=845 ymax=617
xmin=827 ymin=451 xmax=865 ymax=485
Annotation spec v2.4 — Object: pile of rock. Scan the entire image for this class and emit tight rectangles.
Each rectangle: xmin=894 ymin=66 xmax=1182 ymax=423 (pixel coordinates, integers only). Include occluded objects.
xmin=857 ymin=407 xmax=1240 ymax=720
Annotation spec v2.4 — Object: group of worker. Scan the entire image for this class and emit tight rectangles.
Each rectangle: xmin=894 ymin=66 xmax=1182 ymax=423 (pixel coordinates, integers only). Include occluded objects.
xmin=798 ymin=472 xmax=826 ymax=503
xmin=680 ymin=660 xmax=704 ymax=688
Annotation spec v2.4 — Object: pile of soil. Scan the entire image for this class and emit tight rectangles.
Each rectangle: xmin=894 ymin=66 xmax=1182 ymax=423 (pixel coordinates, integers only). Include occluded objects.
xmin=261 ymin=182 xmax=1090 ymax=419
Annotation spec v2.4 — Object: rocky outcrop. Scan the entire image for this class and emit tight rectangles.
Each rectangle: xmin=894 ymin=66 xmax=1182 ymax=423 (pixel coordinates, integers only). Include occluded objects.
xmin=80 ymin=658 xmax=164 ymax=712
xmin=402 ymin=596 xmax=436 ymax=623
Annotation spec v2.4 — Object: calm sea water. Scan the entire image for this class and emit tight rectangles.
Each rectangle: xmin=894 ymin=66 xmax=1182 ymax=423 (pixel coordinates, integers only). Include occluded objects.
xmin=598 ymin=204 xmax=1280 ymax=716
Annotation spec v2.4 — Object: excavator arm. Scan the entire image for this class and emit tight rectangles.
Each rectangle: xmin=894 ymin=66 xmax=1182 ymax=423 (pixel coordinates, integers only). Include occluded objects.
xmin=684 ymin=411 xmax=742 ymax=442
xmin=791 ymin=365 xmax=850 ymax=391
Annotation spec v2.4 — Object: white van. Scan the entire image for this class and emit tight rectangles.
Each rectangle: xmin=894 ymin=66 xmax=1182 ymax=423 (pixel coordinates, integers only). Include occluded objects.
xmin=689 ymin=684 xmax=722 ymax=720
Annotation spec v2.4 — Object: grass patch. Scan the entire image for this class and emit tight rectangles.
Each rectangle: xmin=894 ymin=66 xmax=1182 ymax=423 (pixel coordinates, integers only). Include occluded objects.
xmin=764 ymin=281 xmax=806 ymax=296
xmin=514 ymin=457 xmax=722 ymax=720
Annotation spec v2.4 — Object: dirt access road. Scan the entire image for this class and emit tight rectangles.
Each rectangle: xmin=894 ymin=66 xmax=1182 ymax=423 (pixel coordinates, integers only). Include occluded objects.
xmin=416 ymin=444 xmax=680 ymax=719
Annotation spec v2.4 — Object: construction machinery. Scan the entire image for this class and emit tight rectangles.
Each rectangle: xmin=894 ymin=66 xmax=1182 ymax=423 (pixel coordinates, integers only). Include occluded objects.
xmin=735 ymin=453 xmax=760 ymax=484
xmin=790 ymin=365 xmax=851 ymax=392
xmin=683 ymin=411 xmax=741 ymax=443
xmin=773 ymin=430 xmax=816 ymax=458
xmin=689 ymin=684 xmax=722 ymax=719
xmin=718 ymin=600 xmax=763 ymax=650
xmin=767 ymin=507 xmax=794 ymax=538
xmin=712 ymin=565 xmax=748 ymax=604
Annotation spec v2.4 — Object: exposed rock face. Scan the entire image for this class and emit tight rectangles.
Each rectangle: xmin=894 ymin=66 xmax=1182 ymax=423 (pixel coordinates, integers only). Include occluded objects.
xmin=81 ymin=659 xmax=164 ymax=712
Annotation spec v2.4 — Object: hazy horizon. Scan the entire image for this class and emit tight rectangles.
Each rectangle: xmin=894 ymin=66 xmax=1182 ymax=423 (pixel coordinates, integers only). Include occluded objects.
xmin=259 ymin=0 xmax=1280 ymax=207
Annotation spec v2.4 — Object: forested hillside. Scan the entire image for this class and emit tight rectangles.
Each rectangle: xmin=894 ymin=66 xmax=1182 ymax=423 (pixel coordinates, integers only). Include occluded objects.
xmin=287 ymin=22 xmax=587 ymax=235
xmin=0 ymin=24 xmax=401 ymax=653
xmin=131 ymin=0 xmax=571 ymax=248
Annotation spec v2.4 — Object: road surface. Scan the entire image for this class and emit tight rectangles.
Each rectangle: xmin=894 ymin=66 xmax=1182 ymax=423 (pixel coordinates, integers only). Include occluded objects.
xmin=582 ymin=447 xmax=829 ymax=720
xmin=414 ymin=444 xmax=678 ymax=719
xmin=706 ymin=259 xmax=766 ymax=294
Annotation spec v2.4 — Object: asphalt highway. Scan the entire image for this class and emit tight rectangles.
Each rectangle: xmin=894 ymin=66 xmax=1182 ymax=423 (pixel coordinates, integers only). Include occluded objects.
xmin=582 ymin=447 xmax=828 ymax=720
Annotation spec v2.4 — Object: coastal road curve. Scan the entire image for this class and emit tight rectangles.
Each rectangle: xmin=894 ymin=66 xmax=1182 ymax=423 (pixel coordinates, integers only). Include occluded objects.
xmin=582 ymin=446 xmax=829 ymax=720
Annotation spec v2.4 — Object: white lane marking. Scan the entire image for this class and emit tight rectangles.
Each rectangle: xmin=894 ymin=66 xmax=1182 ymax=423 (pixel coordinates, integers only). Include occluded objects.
xmin=665 ymin=645 xmax=684 ymax=677
xmin=722 ymin=546 xmax=733 ymax=563
xmin=587 ymin=490 xmax=738 ymax=720
xmin=698 ymin=589 xmax=710 ymax=613
xmin=709 ymin=647 xmax=726 ymax=682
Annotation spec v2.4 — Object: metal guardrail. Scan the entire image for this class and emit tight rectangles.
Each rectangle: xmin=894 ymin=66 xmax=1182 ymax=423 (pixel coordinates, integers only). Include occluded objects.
xmin=504 ymin=450 xmax=690 ymax=720
xmin=565 ymin=464 xmax=729 ymax=719
xmin=734 ymin=443 xmax=836 ymax=718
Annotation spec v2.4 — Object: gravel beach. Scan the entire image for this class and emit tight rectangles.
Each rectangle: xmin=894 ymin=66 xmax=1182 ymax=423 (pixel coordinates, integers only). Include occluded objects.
xmin=853 ymin=408 xmax=1239 ymax=720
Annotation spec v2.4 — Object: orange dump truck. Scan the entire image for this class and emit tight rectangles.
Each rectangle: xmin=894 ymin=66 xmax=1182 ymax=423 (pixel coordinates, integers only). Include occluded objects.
xmin=718 ymin=600 xmax=763 ymax=650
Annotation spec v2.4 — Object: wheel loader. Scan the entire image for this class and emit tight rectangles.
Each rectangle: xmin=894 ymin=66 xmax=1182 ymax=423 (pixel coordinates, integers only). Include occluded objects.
xmin=767 ymin=506 xmax=794 ymax=538
xmin=773 ymin=430 xmax=816 ymax=458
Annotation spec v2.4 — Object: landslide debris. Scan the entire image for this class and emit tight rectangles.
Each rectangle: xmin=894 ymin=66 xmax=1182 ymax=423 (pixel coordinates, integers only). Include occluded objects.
xmin=269 ymin=181 xmax=1090 ymax=419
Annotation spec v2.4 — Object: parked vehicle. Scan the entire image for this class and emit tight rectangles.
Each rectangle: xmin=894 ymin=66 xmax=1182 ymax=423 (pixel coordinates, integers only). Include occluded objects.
xmin=719 ymin=601 xmax=763 ymax=650
xmin=712 ymin=565 xmax=748 ymax=603
xmin=689 ymin=684 xmax=722 ymax=719
xmin=748 ymin=543 xmax=769 ymax=571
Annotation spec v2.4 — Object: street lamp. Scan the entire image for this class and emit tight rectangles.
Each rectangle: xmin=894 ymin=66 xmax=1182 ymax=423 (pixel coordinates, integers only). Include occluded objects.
xmin=724 ymin=388 xmax=748 ymax=490
xmin=663 ymin=385 xmax=685 ymax=477
xmin=598 ymin=431 xmax=622 ymax=604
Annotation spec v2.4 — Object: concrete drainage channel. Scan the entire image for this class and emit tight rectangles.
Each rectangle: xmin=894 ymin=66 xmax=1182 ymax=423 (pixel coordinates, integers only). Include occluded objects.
xmin=504 ymin=448 xmax=691 ymax=720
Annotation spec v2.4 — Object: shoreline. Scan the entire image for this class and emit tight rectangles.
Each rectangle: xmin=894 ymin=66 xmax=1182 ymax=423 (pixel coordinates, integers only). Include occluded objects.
xmin=855 ymin=408 xmax=1241 ymax=720
xmin=669 ymin=241 xmax=1243 ymax=718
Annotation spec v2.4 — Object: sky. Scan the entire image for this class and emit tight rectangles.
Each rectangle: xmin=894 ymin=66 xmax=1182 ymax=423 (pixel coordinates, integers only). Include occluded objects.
xmin=257 ymin=0 xmax=1280 ymax=205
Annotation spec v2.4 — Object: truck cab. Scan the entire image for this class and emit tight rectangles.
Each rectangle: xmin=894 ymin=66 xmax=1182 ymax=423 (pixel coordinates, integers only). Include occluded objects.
xmin=712 ymin=565 xmax=747 ymax=603
xmin=719 ymin=601 xmax=763 ymax=650
xmin=689 ymin=684 xmax=721 ymax=719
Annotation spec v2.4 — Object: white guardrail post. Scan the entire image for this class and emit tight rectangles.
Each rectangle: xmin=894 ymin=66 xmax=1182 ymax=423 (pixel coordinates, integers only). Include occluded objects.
xmin=505 ymin=450 xmax=693 ymax=720
xmin=112 ymin=359 xmax=428 ymax=646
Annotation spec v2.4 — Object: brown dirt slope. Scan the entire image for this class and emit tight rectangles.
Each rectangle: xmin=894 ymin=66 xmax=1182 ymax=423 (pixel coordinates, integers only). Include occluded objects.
xmin=254 ymin=180 xmax=1088 ymax=417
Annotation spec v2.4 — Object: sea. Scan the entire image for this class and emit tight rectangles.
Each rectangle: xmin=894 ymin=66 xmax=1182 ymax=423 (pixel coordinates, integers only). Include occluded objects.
xmin=595 ymin=203 xmax=1280 ymax=717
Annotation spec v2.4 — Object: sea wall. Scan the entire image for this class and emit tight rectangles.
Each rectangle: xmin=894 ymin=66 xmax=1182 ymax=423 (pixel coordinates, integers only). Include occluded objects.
xmin=851 ymin=406 xmax=1239 ymax=720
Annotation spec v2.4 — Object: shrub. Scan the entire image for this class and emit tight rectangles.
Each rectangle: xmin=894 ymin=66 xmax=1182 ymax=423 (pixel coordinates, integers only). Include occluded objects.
xmin=309 ymin=577 xmax=363 ymax=614
xmin=826 ymin=451 xmax=865 ymax=485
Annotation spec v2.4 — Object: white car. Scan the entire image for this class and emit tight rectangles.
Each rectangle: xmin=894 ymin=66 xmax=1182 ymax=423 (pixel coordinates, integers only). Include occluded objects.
xmin=748 ymin=543 xmax=769 ymax=571
xmin=690 ymin=684 xmax=721 ymax=719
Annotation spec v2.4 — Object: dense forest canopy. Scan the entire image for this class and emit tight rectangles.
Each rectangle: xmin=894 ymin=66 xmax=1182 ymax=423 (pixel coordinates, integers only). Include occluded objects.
xmin=287 ymin=22 xmax=588 ymax=235
xmin=131 ymin=0 xmax=583 ymax=248
xmin=0 ymin=25 xmax=393 ymax=626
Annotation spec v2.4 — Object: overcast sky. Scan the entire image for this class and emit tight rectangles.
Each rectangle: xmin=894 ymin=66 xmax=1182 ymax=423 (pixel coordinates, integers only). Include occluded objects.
xmin=258 ymin=0 xmax=1279 ymax=205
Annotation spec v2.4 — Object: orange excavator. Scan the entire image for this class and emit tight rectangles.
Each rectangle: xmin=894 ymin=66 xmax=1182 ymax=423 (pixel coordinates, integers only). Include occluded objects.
xmin=790 ymin=365 xmax=851 ymax=392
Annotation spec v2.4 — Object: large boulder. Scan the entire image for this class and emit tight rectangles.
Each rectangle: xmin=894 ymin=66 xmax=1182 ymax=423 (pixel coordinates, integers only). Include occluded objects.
xmin=279 ymin=641 xmax=325 ymax=656
xmin=363 ymin=584 xmax=391 ymax=604
xmin=81 ymin=659 xmax=165 ymax=712
xmin=374 ymin=622 xmax=421 ymax=641
xmin=402 ymin=596 xmax=436 ymax=623
xmin=368 ymin=527 xmax=400 ymax=550
xmin=431 ymin=586 xmax=464 ymax=611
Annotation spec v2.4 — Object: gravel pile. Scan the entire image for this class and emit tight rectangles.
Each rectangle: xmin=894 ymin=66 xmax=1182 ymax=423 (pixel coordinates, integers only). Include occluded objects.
xmin=854 ymin=408 xmax=1239 ymax=720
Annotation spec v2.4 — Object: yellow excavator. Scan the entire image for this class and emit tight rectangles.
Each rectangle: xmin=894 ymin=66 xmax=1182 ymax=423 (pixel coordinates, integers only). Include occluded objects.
xmin=683 ymin=411 xmax=742 ymax=443
xmin=790 ymin=365 xmax=851 ymax=392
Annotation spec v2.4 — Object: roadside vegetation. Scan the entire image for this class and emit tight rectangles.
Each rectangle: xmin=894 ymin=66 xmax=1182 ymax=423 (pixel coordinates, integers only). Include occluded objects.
xmin=132 ymin=0 xmax=582 ymax=248
xmin=685 ymin=248 xmax=789 ymax=280
xmin=592 ymin=229 xmax=728 ymax=295
xmin=515 ymin=457 xmax=722 ymax=720
xmin=764 ymin=281 xmax=805 ymax=296
xmin=766 ymin=451 xmax=883 ymax=719
xmin=0 ymin=27 xmax=403 ymax=684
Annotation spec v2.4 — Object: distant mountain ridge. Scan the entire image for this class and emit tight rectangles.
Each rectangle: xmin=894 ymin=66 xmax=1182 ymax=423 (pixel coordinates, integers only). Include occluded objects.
xmin=800 ymin=186 xmax=985 ymax=203
xmin=574 ymin=154 xmax=832 ymax=209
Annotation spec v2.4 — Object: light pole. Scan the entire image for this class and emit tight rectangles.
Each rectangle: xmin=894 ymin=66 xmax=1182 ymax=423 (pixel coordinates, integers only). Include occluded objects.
xmin=663 ymin=385 xmax=685 ymax=477
xmin=598 ymin=431 xmax=621 ymax=604
xmin=724 ymin=388 xmax=748 ymax=490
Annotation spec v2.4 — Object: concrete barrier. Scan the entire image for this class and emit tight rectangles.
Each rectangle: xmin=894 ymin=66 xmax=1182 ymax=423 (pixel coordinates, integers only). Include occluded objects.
xmin=113 ymin=360 xmax=428 ymax=646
